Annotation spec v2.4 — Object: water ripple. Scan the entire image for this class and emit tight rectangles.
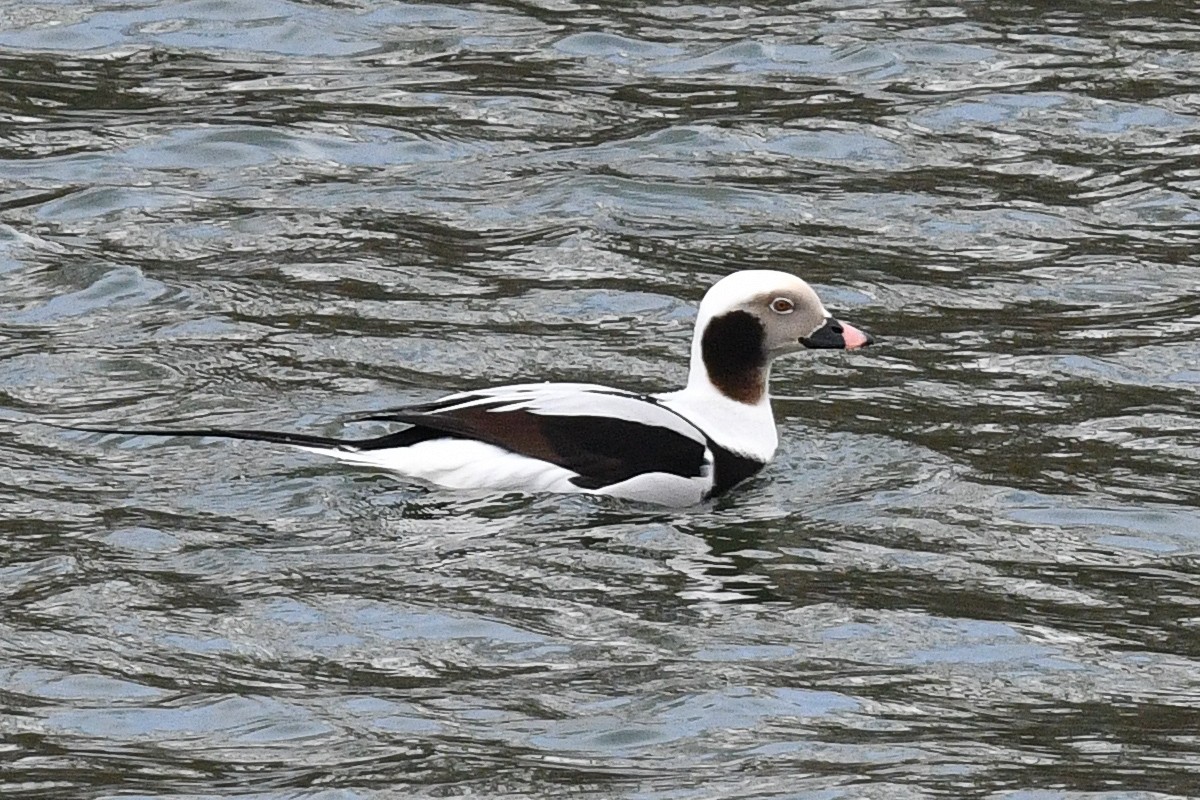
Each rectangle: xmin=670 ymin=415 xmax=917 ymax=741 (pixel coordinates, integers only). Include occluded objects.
xmin=3 ymin=0 xmax=1200 ymax=796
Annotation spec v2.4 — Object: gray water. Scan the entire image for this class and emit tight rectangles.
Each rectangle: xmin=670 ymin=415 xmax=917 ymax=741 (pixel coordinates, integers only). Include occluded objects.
xmin=2 ymin=1 xmax=1200 ymax=798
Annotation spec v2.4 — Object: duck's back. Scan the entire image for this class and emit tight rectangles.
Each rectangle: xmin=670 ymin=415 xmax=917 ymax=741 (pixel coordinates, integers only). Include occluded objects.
xmin=336 ymin=383 xmax=720 ymax=505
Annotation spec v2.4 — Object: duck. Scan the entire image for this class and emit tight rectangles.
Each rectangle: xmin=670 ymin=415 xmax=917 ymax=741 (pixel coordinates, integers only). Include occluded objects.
xmin=72 ymin=270 xmax=873 ymax=506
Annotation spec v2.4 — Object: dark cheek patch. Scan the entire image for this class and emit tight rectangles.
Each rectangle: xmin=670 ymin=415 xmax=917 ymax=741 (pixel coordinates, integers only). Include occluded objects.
xmin=700 ymin=310 xmax=767 ymax=404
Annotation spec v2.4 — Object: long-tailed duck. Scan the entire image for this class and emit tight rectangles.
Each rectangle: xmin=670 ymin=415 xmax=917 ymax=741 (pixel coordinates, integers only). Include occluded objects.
xmin=72 ymin=270 xmax=873 ymax=506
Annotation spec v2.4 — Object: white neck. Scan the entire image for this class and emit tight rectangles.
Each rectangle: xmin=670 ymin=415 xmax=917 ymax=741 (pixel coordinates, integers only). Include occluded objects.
xmin=657 ymin=334 xmax=779 ymax=462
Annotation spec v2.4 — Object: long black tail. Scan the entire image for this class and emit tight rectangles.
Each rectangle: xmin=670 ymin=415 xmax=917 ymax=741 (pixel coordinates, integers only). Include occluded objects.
xmin=51 ymin=423 xmax=444 ymax=452
xmin=54 ymin=423 xmax=353 ymax=450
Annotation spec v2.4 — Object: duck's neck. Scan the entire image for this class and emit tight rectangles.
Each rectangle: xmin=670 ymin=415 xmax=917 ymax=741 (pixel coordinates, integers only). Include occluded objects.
xmin=658 ymin=312 xmax=779 ymax=462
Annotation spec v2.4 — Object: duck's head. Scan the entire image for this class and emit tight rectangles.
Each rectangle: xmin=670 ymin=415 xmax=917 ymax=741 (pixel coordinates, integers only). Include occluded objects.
xmin=690 ymin=270 xmax=873 ymax=404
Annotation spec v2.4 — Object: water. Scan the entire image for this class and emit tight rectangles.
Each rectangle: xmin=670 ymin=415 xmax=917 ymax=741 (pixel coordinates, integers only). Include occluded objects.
xmin=2 ymin=1 xmax=1200 ymax=797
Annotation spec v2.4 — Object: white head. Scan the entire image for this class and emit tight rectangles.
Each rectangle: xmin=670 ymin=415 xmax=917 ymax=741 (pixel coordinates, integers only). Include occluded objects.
xmin=687 ymin=270 xmax=873 ymax=404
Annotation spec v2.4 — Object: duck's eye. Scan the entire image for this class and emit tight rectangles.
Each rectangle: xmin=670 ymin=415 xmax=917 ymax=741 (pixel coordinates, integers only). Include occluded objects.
xmin=770 ymin=297 xmax=795 ymax=314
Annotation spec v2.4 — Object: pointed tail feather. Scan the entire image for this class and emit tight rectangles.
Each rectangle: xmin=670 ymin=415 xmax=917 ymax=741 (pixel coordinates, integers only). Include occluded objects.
xmin=50 ymin=422 xmax=446 ymax=453
xmin=53 ymin=423 xmax=356 ymax=451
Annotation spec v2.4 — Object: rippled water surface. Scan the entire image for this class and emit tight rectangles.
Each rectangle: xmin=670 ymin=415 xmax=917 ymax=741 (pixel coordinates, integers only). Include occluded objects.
xmin=3 ymin=1 xmax=1200 ymax=797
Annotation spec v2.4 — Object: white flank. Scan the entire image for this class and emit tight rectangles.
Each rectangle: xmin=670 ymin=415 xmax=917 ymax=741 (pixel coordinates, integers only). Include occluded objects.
xmin=295 ymin=438 xmax=713 ymax=506
xmin=297 ymin=440 xmax=580 ymax=493
xmin=591 ymin=469 xmax=711 ymax=506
